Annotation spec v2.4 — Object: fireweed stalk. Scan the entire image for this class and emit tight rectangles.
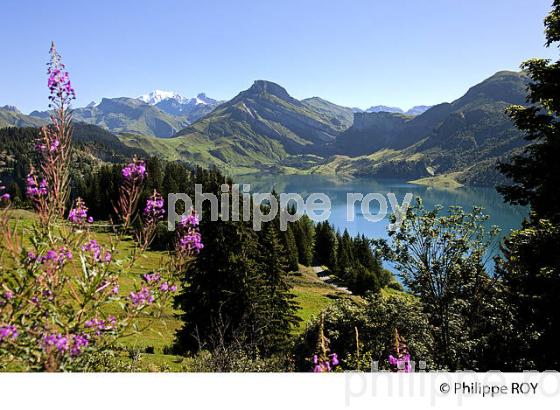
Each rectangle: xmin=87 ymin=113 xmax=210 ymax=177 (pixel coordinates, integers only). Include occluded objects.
xmin=311 ymin=313 xmax=340 ymax=372
xmin=0 ymin=45 xmax=201 ymax=371
xmin=36 ymin=42 xmax=75 ymax=222
xmin=388 ymin=328 xmax=412 ymax=373
xmin=172 ymin=211 xmax=203 ymax=273
xmin=136 ymin=189 xmax=165 ymax=250
xmin=115 ymin=158 xmax=146 ymax=229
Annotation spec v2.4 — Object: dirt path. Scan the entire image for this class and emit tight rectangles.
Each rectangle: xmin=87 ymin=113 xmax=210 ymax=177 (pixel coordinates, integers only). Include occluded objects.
xmin=311 ymin=266 xmax=352 ymax=295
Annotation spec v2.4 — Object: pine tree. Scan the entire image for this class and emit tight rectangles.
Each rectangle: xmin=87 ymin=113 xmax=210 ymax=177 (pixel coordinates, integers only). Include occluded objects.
xmin=257 ymin=221 xmax=301 ymax=353
xmin=292 ymin=214 xmax=314 ymax=266
xmin=174 ymin=189 xmax=301 ymax=355
xmin=174 ymin=217 xmax=264 ymax=353
xmin=496 ymin=1 xmax=560 ymax=370
xmin=281 ymin=223 xmax=300 ymax=272
xmin=335 ymin=229 xmax=353 ymax=281
xmin=145 ymin=156 xmax=163 ymax=193
xmin=313 ymin=221 xmax=337 ymax=270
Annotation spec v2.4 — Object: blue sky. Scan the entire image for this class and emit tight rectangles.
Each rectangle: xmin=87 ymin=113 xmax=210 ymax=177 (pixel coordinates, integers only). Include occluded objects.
xmin=1 ymin=0 xmax=556 ymax=113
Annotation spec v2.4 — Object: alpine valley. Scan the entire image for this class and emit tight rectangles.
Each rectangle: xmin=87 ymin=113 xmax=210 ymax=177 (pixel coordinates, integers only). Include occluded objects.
xmin=0 ymin=70 xmax=530 ymax=187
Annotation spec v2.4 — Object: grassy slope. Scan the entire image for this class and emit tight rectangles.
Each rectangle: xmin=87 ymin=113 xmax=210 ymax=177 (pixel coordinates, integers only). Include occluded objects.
xmin=0 ymin=110 xmax=45 ymax=129
xmin=410 ymin=172 xmax=464 ymax=189
xmin=3 ymin=209 xmax=354 ymax=370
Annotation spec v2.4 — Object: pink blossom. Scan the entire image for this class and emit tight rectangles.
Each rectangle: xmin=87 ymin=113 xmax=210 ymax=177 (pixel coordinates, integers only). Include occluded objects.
xmin=121 ymin=160 xmax=146 ymax=182
xmin=144 ymin=190 xmax=165 ymax=224
xmin=129 ymin=287 xmax=154 ymax=305
xmin=0 ymin=325 xmax=18 ymax=341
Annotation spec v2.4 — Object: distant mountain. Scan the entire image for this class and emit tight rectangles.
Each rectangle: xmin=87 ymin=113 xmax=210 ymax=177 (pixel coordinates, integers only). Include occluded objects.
xmin=300 ymin=97 xmax=354 ymax=131
xmin=30 ymin=97 xmax=188 ymax=138
xmin=117 ymin=71 xmax=531 ymax=185
xmin=139 ymin=90 xmax=221 ymax=123
xmin=139 ymin=90 xmax=185 ymax=105
xmin=334 ymin=111 xmax=410 ymax=155
xmin=122 ymin=80 xmax=348 ymax=172
xmin=5 ymin=71 xmax=531 ymax=186
xmin=365 ymin=105 xmax=404 ymax=114
xmin=405 ymin=105 xmax=432 ymax=115
xmin=325 ymin=71 xmax=530 ymax=184
xmin=354 ymin=105 xmax=432 ymax=116
xmin=0 ymin=105 xmax=45 ymax=128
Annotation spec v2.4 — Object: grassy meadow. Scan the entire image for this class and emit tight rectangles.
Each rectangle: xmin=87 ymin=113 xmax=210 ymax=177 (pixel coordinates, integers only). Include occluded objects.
xmin=2 ymin=209 xmax=357 ymax=371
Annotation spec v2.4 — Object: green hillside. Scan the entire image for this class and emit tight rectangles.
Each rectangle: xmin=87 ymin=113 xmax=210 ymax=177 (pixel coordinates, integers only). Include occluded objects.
xmin=321 ymin=71 xmax=531 ymax=185
xmin=3 ymin=209 xmax=354 ymax=371
xmin=30 ymin=98 xmax=189 ymax=138
xmin=0 ymin=105 xmax=45 ymax=128
xmin=115 ymin=72 xmax=531 ymax=186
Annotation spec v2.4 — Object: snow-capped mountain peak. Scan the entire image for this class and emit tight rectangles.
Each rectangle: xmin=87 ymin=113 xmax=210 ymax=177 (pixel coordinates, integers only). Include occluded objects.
xmin=138 ymin=90 xmax=218 ymax=107
xmin=139 ymin=90 xmax=186 ymax=105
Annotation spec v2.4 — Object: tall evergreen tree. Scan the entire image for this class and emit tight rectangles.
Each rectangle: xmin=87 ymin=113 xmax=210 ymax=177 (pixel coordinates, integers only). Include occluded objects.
xmin=174 ymin=217 xmax=264 ymax=353
xmin=174 ymin=190 xmax=300 ymax=356
xmin=313 ymin=221 xmax=337 ymax=270
xmin=257 ymin=221 xmax=301 ymax=353
xmin=281 ymin=223 xmax=300 ymax=272
xmin=335 ymin=229 xmax=353 ymax=281
xmin=292 ymin=214 xmax=315 ymax=266
xmin=496 ymin=1 xmax=560 ymax=370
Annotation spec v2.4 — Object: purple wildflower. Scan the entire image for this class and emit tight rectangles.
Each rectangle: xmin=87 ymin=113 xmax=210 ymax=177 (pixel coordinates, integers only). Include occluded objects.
xmin=42 ymin=332 xmax=90 ymax=357
xmin=81 ymin=240 xmax=110 ymax=263
xmin=178 ymin=232 xmax=204 ymax=252
xmin=176 ymin=211 xmax=203 ymax=254
xmin=26 ymin=172 xmax=48 ymax=199
xmin=42 ymin=333 xmax=69 ymax=352
xmin=0 ymin=182 xmax=8 ymax=202
xmin=142 ymin=272 xmax=161 ymax=283
xmin=388 ymin=354 xmax=411 ymax=372
xmin=85 ymin=316 xmax=116 ymax=336
xmin=129 ymin=287 xmax=154 ymax=305
xmin=42 ymin=289 xmax=54 ymax=301
xmin=70 ymin=334 xmax=89 ymax=357
xmin=143 ymin=190 xmax=165 ymax=224
xmin=330 ymin=353 xmax=339 ymax=367
xmin=34 ymin=247 xmax=72 ymax=267
xmin=121 ymin=160 xmax=146 ymax=182
xmin=159 ymin=282 xmax=177 ymax=292
xmin=0 ymin=325 xmax=18 ymax=341
xmin=47 ymin=43 xmax=76 ymax=106
xmin=68 ymin=197 xmax=91 ymax=225
xmin=179 ymin=213 xmax=200 ymax=228
xmin=389 ymin=329 xmax=412 ymax=372
xmin=312 ymin=353 xmax=338 ymax=372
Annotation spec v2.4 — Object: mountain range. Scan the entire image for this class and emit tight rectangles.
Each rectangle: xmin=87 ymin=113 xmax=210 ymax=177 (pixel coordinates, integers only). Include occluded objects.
xmin=0 ymin=71 xmax=530 ymax=186
xmin=352 ymin=105 xmax=433 ymax=115
xmin=139 ymin=90 xmax=222 ymax=123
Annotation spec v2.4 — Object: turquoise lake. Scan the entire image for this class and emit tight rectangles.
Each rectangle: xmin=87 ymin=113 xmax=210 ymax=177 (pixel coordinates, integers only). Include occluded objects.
xmin=245 ymin=175 xmax=527 ymax=268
